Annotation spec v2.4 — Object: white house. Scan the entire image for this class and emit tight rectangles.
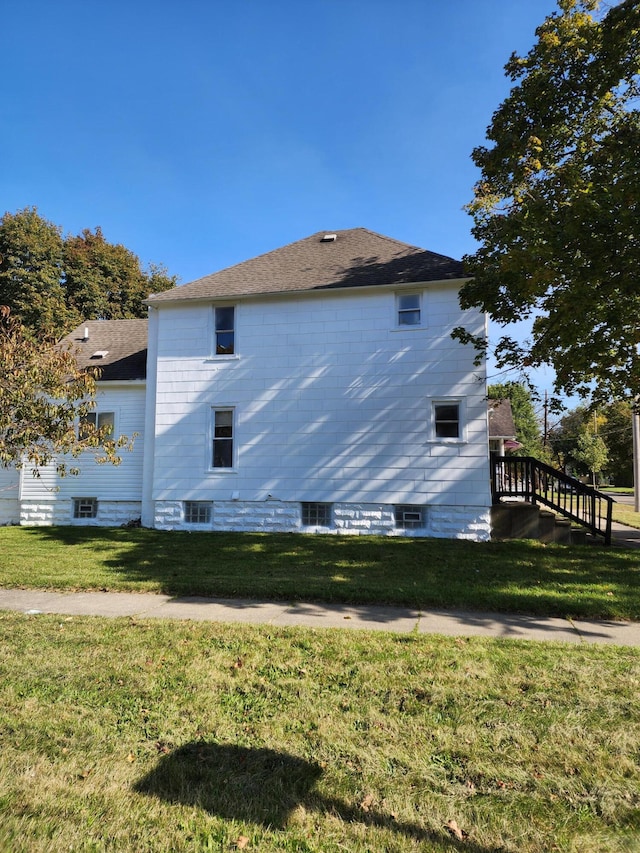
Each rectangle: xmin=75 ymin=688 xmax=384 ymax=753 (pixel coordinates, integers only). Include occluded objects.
xmin=1 ymin=320 xmax=148 ymax=527
xmin=4 ymin=228 xmax=492 ymax=540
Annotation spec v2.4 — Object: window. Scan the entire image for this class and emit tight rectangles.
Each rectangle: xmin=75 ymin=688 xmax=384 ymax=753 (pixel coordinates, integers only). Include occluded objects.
xmin=73 ymin=497 xmax=97 ymax=519
xmin=212 ymin=409 xmax=234 ymax=468
xmin=434 ymin=403 xmax=460 ymax=439
xmin=395 ymin=505 xmax=425 ymax=529
xmin=215 ymin=306 xmax=235 ymax=355
xmin=184 ymin=501 xmax=212 ymax=524
xmin=301 ymin=502 xmax=331 ymax=526
xmin=78 ymin=411 xmax=115 ymax=440
xmin=397 ymin=293 xmax=421 ymax=326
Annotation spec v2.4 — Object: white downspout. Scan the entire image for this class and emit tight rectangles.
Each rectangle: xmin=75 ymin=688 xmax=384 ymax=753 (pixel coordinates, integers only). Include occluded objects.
xmin=141 ymin=306 xmax=159 ymax=527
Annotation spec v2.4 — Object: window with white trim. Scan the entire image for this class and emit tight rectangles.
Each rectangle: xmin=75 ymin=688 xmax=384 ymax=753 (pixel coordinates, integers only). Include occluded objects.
xmin=301 ymin=502 xmax=332 ymax=526
xmin=214 ymin=306 xmax=235 ymax=355
xmin=394 ymin=505 xmax=425 ymax=529
xmin=397 ymin=293 xmax=421 ymax=326
xmin=184 ymin=501 xmax=212 ymax=524
xmin=73 ymin=497 xmax=98 ymax=519
xmin=212 ymin=409 xmax=234 ymax=468
xmin=78 ymin=411 xmax=115 ymax=440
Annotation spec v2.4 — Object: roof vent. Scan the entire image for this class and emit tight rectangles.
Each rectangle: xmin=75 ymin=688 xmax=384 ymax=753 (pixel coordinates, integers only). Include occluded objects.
xmin=90 ymin=350 xmax=109 ymax=360
xmin=320 ymin=233 xmax=337 ymax=242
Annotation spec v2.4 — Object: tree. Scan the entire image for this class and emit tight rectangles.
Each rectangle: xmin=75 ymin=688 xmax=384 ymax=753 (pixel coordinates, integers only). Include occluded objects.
xmin=455 ymin=0 xmax=640 ymax=406
xmin=548 ymin=405 xmax=589 ymax=471
xmin=0 ymin=208 xmax=178 ymax=339
xmin=64 ymin=227 xmax=177 ymax=325
xmin=0 ymin=207 xmax=74 ymax=336
xmin=488 ymin=381 xmax=544 ymax=456
xmin=572 ymin=430 xmax=609 ymax=485
xmin=600 ymin=399 xmax=634 ymax=485
xmin=0 ymin=316 xmax=132 ymax=476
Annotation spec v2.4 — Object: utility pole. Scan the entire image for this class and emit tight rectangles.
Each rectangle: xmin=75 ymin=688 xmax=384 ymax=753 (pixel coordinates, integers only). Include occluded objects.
xmin=543 ymin=390 xmax=548 ymax=449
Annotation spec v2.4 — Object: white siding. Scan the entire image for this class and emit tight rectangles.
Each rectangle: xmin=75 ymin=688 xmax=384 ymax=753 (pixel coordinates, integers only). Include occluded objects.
xmin=0 ymin=466 xmax=19 ymax=525
xmin=20 ymin=384 xmax=145 ymax=523
xmin=150 ymin=285 xmax=491 ymax=526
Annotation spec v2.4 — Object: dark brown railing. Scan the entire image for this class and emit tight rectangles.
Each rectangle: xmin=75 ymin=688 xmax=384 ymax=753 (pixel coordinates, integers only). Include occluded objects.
xmin=491 ymin=456 xmax=614 ymax=545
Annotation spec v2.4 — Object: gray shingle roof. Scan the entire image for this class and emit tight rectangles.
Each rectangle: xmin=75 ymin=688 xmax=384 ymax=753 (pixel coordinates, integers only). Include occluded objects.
xmin=60 ymin=320 xmax=148 ymax=381
xmin=488 ymin=399 xmax=517 ymax=439
xmin=147 ymin=228 xmax=465 ymax=304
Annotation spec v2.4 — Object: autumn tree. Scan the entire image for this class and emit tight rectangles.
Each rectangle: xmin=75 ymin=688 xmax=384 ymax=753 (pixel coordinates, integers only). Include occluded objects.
xmin=455 ymin=0 xmax=640 ymax=406
xmin=0 ymin=207 xmax=177 ymax=338
xmin=0 ymin=317 xmax=132 ymax=476
xmin=64 ymin=227 xmax=177 ymax=324
xmin=573 ymin=430 xmax=609 ymax=485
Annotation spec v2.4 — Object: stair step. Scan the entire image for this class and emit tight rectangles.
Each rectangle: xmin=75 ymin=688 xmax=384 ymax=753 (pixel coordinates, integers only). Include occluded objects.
xmin=491 ymin=502 xmax=589 ymax=545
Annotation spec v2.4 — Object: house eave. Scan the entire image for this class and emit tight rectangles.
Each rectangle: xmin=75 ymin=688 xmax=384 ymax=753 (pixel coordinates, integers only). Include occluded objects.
xmin=145 ymin=277 xmax=473 ymax=309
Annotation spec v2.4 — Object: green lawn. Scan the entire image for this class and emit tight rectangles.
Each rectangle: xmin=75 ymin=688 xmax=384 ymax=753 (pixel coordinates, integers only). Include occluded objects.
xmin=0 ymin=612 xmax=638 ymax=852
xmin=612 ymin=502 xmax=640 ymax=530
xmin=0 ymin=526 xmax=639 ymax=620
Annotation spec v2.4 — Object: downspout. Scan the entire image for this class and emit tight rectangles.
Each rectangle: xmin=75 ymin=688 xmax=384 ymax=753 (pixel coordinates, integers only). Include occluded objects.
xmin=141 ymin=306 xmax=159 ymax=527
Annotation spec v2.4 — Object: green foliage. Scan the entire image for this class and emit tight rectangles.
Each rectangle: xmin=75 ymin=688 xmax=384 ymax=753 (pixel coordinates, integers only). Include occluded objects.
xmin=550 ymin=401 xmax=633 ymax=484
xmin=0 ymin=207 xmax=72 ymax=336
xmin=0 ymin=207 xmax=178 ymax=338
xmin=0 ymin=318 xmax=133 ymax=475
xmin=64 ymin=227 xmax=176 ymax=324
xmin=573 ymin=430 xmax=609 ymax=484
xmin=488 ymin=381 xmax=543 ymax=456
xmin=456 ymin=0 xmax=640 ymax=405
xmin=600 ymin=399 xmax=634 ymax=485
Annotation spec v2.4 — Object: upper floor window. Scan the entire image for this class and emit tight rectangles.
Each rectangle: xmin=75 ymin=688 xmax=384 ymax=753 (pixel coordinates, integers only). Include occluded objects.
xmin=78 ymin=411 xmax=115 ymax=441
xmin=212 ymin=408 xmax=234 ymax=468
xmin=215 ymin=306 xmax=235 ymax=355
xmin=397 ymin=293 xmax=421 ymax=326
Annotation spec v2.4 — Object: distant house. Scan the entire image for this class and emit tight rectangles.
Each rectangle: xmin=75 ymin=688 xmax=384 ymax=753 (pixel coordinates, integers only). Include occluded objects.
xmin=488 ymin=399 xmax=518 ymax=457
xmin=4 ymin=228 xmax=493 ymax=540
xmin=0 ymin=320 xmax=147 ymax=527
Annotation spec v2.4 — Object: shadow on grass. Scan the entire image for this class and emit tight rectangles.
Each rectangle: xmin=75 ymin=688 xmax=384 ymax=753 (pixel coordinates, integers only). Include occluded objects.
xmin=9 ymin=526 xmax=640 ymax=620
xmin=133 ymin=741 xmax=488 ymax=851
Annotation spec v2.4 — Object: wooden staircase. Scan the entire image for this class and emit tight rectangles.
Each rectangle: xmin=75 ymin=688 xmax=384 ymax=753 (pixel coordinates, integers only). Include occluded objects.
xmin=491 ymin=501 xmax=588 ymax=545
xmin=490 ymin=457 xmax=613 ymax=545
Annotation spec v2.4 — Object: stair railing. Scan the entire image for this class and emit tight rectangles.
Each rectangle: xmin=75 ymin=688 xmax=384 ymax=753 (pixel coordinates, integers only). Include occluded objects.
xmin=491 ymin=456 xmax=614 ymax=545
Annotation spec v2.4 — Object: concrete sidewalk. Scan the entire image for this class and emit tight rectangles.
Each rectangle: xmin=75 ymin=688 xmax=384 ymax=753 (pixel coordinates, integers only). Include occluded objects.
xmin=1 ymin=588 xmax=639 ymax=646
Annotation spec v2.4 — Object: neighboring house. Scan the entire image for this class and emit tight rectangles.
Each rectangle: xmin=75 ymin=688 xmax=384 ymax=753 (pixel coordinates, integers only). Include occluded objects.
xmin=488 ymin=399 xmax=518 ymax=457
xmin=5 ymin=320 xmax=148 ymax=527
xmin=6 ymin=228 xmax=492 ymax=540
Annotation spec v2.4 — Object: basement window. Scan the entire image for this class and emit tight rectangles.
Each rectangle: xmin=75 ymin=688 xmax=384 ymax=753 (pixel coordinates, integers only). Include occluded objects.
xmin=301 ymin=502 xmax=332 ymax=526
xmin=73 ymin=497 xmax=98 ymax=519
xmin=394 ymin=505 xmax=425 ymax=529
xmin=184 ymin=501 xmax=212 ymax=525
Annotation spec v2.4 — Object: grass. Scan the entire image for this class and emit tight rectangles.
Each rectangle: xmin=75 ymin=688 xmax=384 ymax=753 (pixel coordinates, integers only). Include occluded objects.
xmin=0 ymin=527 xmax=639 ymax=620
xmin=0 ymin=612 xmax=638 ymax=852
xmin=612 ymin=503 xmax=640 ymax=530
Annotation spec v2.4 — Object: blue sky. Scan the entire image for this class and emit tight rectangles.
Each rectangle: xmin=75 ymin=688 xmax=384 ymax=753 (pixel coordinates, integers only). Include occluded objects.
xmin=2 ymin=0 xmax=561 ymax=393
